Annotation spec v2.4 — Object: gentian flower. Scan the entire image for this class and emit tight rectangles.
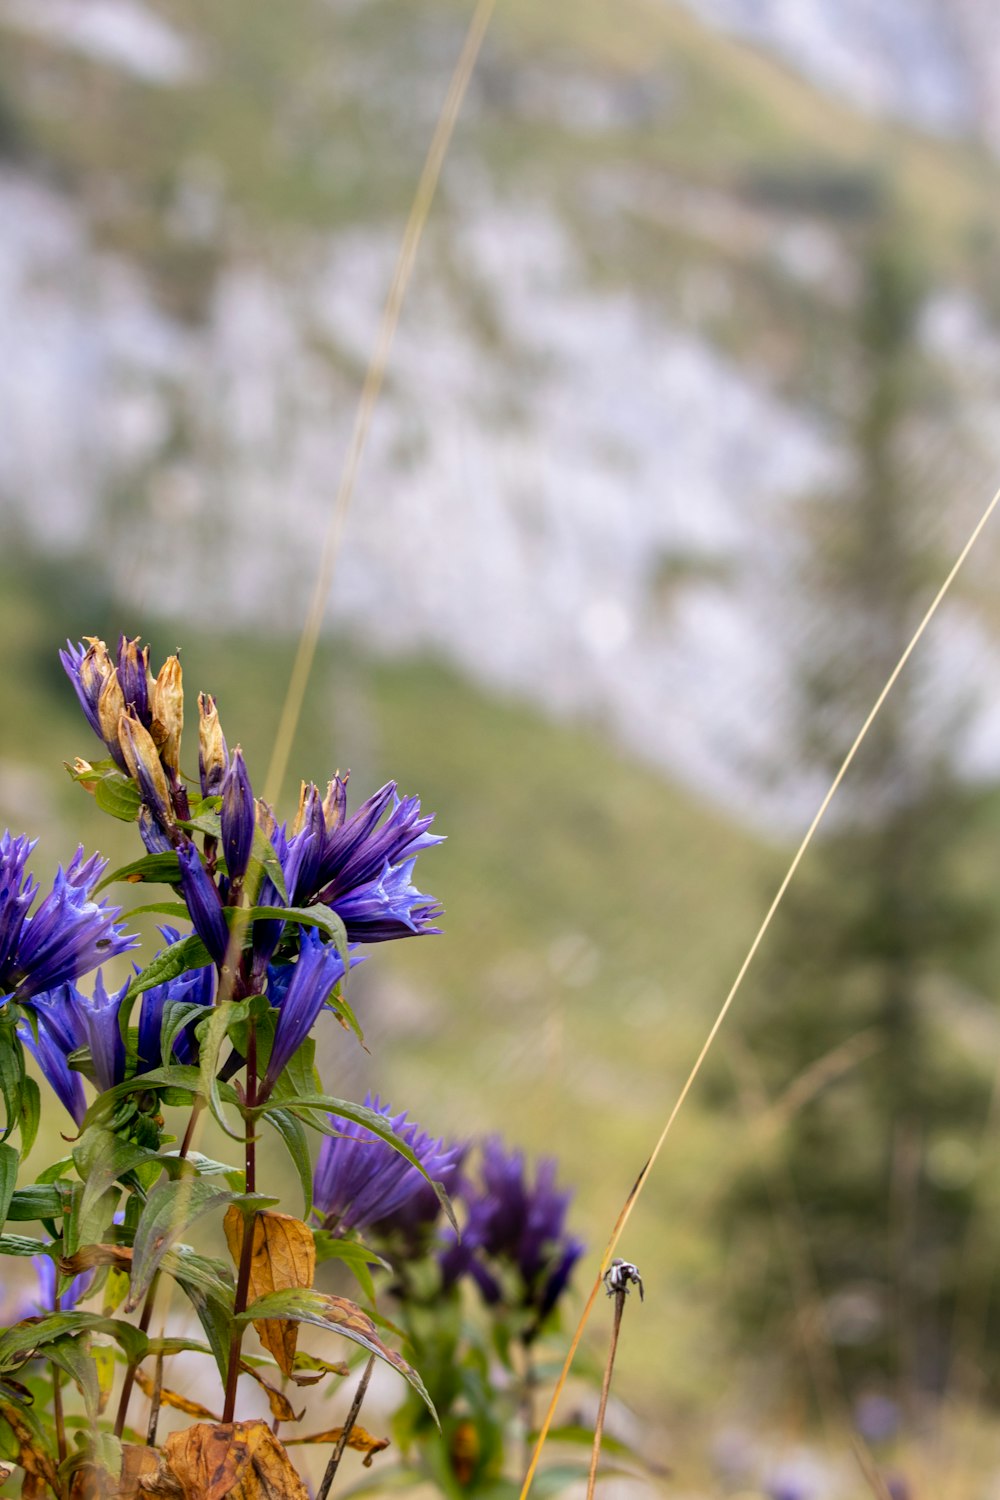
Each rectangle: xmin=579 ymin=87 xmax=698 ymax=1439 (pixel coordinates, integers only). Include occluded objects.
xmin=255 ymin=779 xmax=443 ymax=950
xmin=260 ymin=928 xmax=349 ymax=1097
xmin=176 ymin=842 xmax=230 ymax=968
xmin=441 ymin=1139 xmax=584 ymax=1333
xmin=332 ymin=857 xmax=441 ymax=942
xmin=19 ymin=931 xmax=213 ymax=1122
xmin=313 ymin=1093 xmax=461 ymax=1236
xmin=136 ymin=930 xmax=214 ymax=1071
xmin=34 ymin=1255 xmax=93 ymax=1314
xmin=0 ymin=836 xmax=136 ymax=1003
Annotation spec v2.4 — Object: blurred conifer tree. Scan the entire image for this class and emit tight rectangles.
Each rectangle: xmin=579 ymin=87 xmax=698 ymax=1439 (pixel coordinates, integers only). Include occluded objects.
xmin=724 ymin=210 xmax=999 ymax=1414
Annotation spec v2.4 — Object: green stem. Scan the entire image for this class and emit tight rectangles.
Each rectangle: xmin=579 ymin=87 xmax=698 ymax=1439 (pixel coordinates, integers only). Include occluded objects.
xmin=222 ymin=1020 xmax=257 ymax=1424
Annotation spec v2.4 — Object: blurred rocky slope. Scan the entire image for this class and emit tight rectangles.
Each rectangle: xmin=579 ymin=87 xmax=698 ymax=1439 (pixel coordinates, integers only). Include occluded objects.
xmin=3 ymin=0 xmax=1000 ymax=822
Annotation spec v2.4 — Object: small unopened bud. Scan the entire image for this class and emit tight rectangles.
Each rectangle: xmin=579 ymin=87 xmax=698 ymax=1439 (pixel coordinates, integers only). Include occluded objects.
xmin=198 ymin=692 xmax=229 ymax=797
xmin=221 ymin=745 xmax=255 ymax=885
xmin=116 ymin=636 xmax=151 ymax=724
xmin=151 ymin=655 xmax=184 ymax=773
xmin=119 ymin=710 xmax=173 ymax=829
xmin=97 ymin=671 xmax=126 ymax=764
xmin=79 ymin=638 xmax=115 ymax=715
xmin=322 ymin=773 xmax=349 ymax=834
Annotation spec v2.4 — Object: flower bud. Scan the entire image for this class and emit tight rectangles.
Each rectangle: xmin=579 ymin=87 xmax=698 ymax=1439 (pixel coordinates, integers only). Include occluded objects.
xmin=97 ymin=671 xmax=127 ymax=766
xmin=116 ymin=636 xmax=151 ymax=725
xmin=197 ymin=692 xmax=229 ymax=797
xmin=322 ymin=774 xmax=349 ymax=834
xmin=151 ymin=655 xmax=184 ymax=773
xmin=221 ymin=746 xmax=255 ymax=885
xmin=119 ymin=710 xmax=173 ymax=830
xmin=78 ymin=638 xmax=115 ymax=722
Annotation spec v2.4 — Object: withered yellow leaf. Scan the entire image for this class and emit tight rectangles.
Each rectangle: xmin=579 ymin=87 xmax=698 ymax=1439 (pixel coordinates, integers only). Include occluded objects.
xmin=0 ymin=1402 xmax=60 ymax=1493
xmin=136 ymin=1367 xmax=219 ymax=1421
xmin=239 ymin=1363 xmax=302 ymax=1424
xmin=163 ymin=1420 xmax=310 ymax=1500
xmin=224 ymin=1209 xmax=315 ymax=1377
xmin=286 ymin=1425 xmax=390 ymax=1467
xmin=118 ymin=1445 xmax=168 ymax=1500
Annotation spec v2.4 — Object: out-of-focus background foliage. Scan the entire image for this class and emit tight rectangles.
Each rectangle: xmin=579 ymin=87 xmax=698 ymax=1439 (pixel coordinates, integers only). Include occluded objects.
xmin=5 ymin=0 xmax=1000 ymax=1493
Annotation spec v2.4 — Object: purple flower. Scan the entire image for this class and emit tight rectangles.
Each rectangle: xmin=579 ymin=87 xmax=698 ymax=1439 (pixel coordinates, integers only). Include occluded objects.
xmin=313 ymin=1094 xmax=461 ymax=1236
xmin=18 ymin=986 xmax=87 ymax=1123
xmin=0 ymin=836 xmax=137 ymax=1003
xmin=442 ymin=1140 xmax=584 ymax=1332
xmin=176 ymin=842 xmax=229 ymax=969
xmin=221 ymin=747 xmax=255 ymax=887
xmin=136 ymin=931 xmax=215 ymax=1071
xmin=19 ymin=931 xmax=213 ymax=1121
xmin=332 ymin=857 xmax=442 ymax=943
xmin=261 ymin=928 xmax=348 ymax=1096
xmin=314 ymin=783 xmax=442 ymax=917
xmin=33 ymin=1254 xmax=93 ymax=1313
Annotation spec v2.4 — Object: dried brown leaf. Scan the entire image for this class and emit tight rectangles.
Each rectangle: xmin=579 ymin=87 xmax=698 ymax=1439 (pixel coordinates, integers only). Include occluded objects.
xmin=68 ymin=1462 xmax=117 ymax=1500
xmin=223 ymin=1210 xmax=315 ymax=1377
xmin=286 ymin=1426 xmax=390 ymax=1467
xmin=162 ymin=1420 xmax=310 ymax=1500
xmin=59 ymin=1244 xmax=133 ymax=1276
xmin=239 ymin=1364 xmax=302 ymax=1424
xmin=120 ymin=1444 xmax=167 ymax=1500
xmin=135 ymin=1368 xmax=219 ymax=1421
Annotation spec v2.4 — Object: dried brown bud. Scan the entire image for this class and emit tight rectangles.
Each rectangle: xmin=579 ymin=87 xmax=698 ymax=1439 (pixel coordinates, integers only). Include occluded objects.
xmin=119 ymin=710 xmax=173 ymax=826
xmin=151 ymin=655 xmax=184 ymax=773
xmin=197 ymin=691 xmax=229 ymax=797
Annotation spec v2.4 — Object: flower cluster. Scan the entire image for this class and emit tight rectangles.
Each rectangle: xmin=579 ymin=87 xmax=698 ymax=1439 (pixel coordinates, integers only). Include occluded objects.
xmin=442 ymin=1138 xmax=585 ymax=1335
xmin=0 ymin=631 xmax=586 ymax=1497
xmin=0 ymin=837 xmax=135 ymax=1004
xmin=0 ymin=635 xmax=445 ymax=1131
xmin=312 ymin=1100 xmax=583 ymax=1334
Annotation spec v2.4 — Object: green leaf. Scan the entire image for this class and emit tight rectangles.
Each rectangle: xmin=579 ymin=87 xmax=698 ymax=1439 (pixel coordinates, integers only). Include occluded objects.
xmin=197 ymin=1000 xmax=254 ymax=1140
xmin=153 ymin=1245 xmax=235 ymax=1384
xmin=125 ymin=936 xmax=214 ymax=1003
xmin=250 ymin=828 xmax=288 ymax=905
xmin=163 ymin=1151 xmax=243 ymax=1189
xmin=18 ymin=1077 xmax=39 ymax=1159
xmin=129 ymin=1180 xmax=276 ymax=1309
xmin=124 ymin=901 xmax=192 ymax=921
xmin=95 ymin=853 xmax=182 ymax=894
xmin=236 ymin=905 xmax=350 ymax=973
xmin=0 ymin=1143 xmax=17 ymax=1231
xmin=0 ymin=1312 xmax=147 ymax=1372
xmin=7 ymin=1184 xmax=73 ymax=1222
xmin=312 ymin=1233 xmax=388 ymax=1305
xmin=238 ymin=1289 xmax=438 ymax=1425
xmin=0 ymin=1234 xmax=45 ymax=1257
xmin=160 ymin=1000 xmax=212 ymax=1070
xmin=0 ymin=1024 xmax=24 ymax=1144
xmin=46 ymin=1336 xmax=99 ymax=1421
xmin=264 ymin=1108 xmax=313 ymax=1218
xmin=178 ymin=810 xmax=222 ymax=839
xmin=94 ymin=772 xmax=142 ymax=822
xmin=71 ymin=1127 xmax=160 ymax=1236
